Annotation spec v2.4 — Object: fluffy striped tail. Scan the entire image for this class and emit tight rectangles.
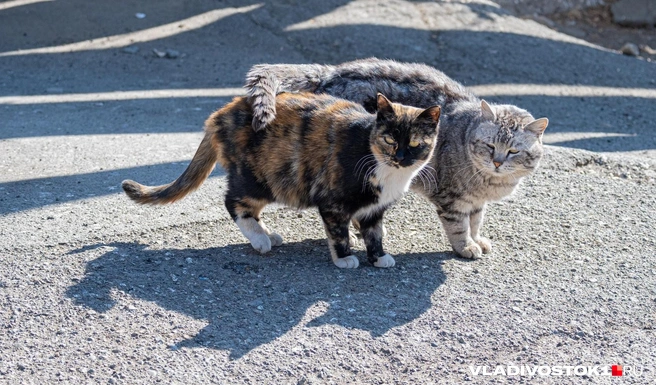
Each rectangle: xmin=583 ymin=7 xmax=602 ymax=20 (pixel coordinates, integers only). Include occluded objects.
xmin=122 ymin=132 xmax=218 ymax=205
xmin=245 ymin=63 xmax=333 ymax=131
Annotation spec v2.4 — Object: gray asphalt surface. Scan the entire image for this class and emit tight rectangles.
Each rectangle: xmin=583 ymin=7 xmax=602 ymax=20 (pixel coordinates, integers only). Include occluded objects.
xmin=1 ymin=0 xmax=655 ymax=384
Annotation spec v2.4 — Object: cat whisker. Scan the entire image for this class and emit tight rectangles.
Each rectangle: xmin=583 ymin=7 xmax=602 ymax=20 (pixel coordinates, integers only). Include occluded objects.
xmin=462 ymin=167 xmax=486 ymax=190
xmin=355 ymin=154 xmax=377 ymax=177
xmin=419 ymin=167 xmax=438 ymax=191
xmin=356 ymin=159 xmax=378 ymax=179
xmin=415 ymin=170 xmax=427 ymax=191
xmin=362 ymin=162 xmax=381 ymax=193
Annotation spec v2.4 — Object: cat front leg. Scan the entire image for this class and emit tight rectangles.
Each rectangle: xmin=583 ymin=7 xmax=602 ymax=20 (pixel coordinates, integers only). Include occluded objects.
xmin=438 ymin=212 xmax=482 ymax=259
xmin=469 ymin=206 xmax=491 ymax=254
xmin=350 ymin=218 xmax=387 ymax=247
xmin=320 ymin=209 xmax=359 ymax=269
xmin=358 ymin=212 xmax=395 ymax=268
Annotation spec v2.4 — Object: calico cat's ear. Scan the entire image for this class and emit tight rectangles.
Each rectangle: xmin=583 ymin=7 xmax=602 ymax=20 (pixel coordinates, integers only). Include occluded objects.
xmin=524 ymin=117 xmax=549 ymax=135
xmin=376 ymin=93 xmax=395 ymax=119
xmin=481 ymin=100 xmax=496 ymax=121
xmin=416 ymin=105 xmax=441 ymax=124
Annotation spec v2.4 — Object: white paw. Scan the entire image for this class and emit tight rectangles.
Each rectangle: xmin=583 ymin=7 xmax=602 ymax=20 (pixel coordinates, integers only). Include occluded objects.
xmin=250 ymin=234 xmax=272 ymax=254
xmin=456 ymin=243 xmax=482 ymax=259
xmin=348 ymin=231 xmax=360 ymax=247
xmin=474 ymin=236 xmax=492 ymax=254
xmin=333 ymin=255 xmax=359 ymax=269
xmin=268 ymin=233 xmax=283 ymax=247
xmin=374 ymin=254 xmax=395 ymax=268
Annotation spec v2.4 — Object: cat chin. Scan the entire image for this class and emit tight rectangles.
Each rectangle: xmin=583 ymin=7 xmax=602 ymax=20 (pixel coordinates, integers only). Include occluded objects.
xmin=480 ymin=166 xmax=515 ymax=178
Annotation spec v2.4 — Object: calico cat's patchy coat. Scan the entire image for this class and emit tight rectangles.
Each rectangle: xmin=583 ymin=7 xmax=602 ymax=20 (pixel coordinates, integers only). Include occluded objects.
xmin=245 ymin=58 xmax=548 ymax=259
xmin=122 ymin=93 xmax=440 ymax=268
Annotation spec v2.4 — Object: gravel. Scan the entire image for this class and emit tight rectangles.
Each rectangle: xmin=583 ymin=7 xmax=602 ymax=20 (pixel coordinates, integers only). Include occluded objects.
xmin=494 ymin=0 xmax=607 ymax=16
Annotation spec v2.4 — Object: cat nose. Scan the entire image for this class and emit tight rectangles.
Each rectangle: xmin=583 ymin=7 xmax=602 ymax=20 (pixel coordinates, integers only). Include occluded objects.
xmin=493 ymin=161 xmax=502 ymax=168
xmin=395 ymin=150 xmax=405 ymax=162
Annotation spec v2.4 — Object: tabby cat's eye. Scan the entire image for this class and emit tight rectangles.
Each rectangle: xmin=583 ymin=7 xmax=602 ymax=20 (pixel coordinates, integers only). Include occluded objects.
xmin=486 ymin=143 xmax=495 ymax=150
xmin=409 ymin=140 xmax=420 ymax=148
xmin=384 ymin=136 xmax=396 ymax=145
xmin=508 ymin=149 xmax=520 ymax=155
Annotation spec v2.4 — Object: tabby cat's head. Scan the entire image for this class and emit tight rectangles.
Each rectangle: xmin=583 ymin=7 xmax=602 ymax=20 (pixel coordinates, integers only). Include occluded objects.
xmin=469 ymin=100 xmax=548 ymax=177
xmin=371 ymin=93 xmax=441 ymax=169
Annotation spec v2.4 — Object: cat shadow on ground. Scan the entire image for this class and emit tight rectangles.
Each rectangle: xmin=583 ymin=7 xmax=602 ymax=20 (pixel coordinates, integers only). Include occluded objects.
xmin=66 ymin=240 xmax=458 ymax=359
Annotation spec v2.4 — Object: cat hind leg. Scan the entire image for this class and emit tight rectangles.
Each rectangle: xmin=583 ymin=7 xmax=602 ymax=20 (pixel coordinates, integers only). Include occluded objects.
xmin=259 ymin=220 xmax=283 ymax=247
xmin=235 ymin=217 xmax=272 ymax=254
xmin=226 ymin=196 xmax=276 ymax=254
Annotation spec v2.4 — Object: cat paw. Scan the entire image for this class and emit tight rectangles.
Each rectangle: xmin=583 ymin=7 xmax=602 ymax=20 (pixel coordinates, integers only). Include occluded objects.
xmin=249 ymin=234 xmax=272 ymax=254
xmin=455 ymin=243 xmax=482 ymax=259
xmin=348 ymin=231 xmax=360 ymax=247
xmin=474 ymin=236 xmax=492 ymax=254
xmin=374 ymin=254 xmax=395 ymax=268
xmin=268 ymin=233 xmax=283 ymax=247
xmin=333 ymin=255 xmax=359 ymax=269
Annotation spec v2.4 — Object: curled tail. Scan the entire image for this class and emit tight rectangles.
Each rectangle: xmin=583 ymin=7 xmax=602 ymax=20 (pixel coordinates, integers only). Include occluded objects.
xmin=245 ymin=63 xmax=334 ymax=131
xmin=122 ymin=132 xmax=219 ymax=205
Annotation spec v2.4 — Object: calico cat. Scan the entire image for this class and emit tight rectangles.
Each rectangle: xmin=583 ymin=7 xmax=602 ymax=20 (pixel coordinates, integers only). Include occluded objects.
xmin=122 ymin=92 xmax=440 ymax=268
xmin=245 ymin=58 xmax=548 ymax=259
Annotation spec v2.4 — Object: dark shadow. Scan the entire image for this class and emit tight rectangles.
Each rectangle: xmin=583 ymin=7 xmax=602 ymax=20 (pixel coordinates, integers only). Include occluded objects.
xmin=0 ymin=98 xmax=227 ymax=139
xmin=66 ymin=240 xmax=452 ymax=359
xmin=0 ymin=162 xmax=225 ymax=215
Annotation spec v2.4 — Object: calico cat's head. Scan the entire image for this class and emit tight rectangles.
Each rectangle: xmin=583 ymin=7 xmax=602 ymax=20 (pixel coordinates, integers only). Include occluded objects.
xmin=371 ymin=93 xmax=441 ymax=169
xmin=469 ymin=100 xmax=548 ymax=178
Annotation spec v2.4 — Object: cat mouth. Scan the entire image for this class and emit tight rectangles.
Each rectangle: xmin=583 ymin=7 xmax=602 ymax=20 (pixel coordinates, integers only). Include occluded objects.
xmin=390 ymin=159 xmax=415 ymax=168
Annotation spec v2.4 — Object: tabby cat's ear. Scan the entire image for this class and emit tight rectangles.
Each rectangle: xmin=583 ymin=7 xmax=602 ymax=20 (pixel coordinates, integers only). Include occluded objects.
xmin=376 ymin=93 xmax=395 ymax=119
xmin=481 ymin=100 xmax=496 ymax=121
xmin=524 ymin=118 xmax=549 ymax=136
xmin=416 ymin=105 xmax=441 ymax=124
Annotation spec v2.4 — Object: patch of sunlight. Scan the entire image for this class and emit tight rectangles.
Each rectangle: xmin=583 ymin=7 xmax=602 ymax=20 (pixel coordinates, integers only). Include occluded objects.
xmin=4 ymin=84 xmax=654 ymax=106
xmin=470 ymin=84 xmax=656 ymax=99
xmin=543 ymin=132 xmax=637 ymax=145
xmin=0 ymin=0 xmax=52 ymax=12
xmin=0 ymin=88 xmax=245 ymax=105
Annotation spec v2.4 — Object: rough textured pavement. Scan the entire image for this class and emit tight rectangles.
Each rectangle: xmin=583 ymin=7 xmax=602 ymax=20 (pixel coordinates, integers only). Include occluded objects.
xmin=1 ymin=0 xmax=655 ymax=384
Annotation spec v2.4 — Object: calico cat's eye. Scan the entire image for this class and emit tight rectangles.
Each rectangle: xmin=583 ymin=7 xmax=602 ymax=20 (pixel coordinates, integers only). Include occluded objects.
xmin=409 ymin=140 xmax=420 ymax=148
xmin=383 ymin=136 xmax=396 ymax=145
xmin=508 ymin=149 xmax=520 ymax=155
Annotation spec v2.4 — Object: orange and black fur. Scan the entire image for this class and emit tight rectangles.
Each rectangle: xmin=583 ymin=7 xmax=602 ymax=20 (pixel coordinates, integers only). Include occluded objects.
xmin=123 ymin=93 xmax=440 ymax=268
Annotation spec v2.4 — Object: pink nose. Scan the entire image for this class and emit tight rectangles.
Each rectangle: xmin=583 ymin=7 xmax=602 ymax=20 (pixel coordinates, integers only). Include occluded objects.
xmin=493 ymin=161 xmax=502 ymax=168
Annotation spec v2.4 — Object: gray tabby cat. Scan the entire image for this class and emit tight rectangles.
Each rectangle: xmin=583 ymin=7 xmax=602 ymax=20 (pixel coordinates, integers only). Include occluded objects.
xmin=245 ymin=58 xmax=548 ymax=259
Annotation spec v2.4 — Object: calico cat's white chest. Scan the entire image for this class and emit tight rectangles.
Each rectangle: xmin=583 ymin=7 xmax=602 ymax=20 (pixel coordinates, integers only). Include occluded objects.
xmin=355 ymin=164 xmax=420 ymax=219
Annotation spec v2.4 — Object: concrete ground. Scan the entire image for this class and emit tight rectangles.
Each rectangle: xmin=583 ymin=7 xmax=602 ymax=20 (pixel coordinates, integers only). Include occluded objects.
xmin=1 ymin=0 xmax=654 ymax=383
